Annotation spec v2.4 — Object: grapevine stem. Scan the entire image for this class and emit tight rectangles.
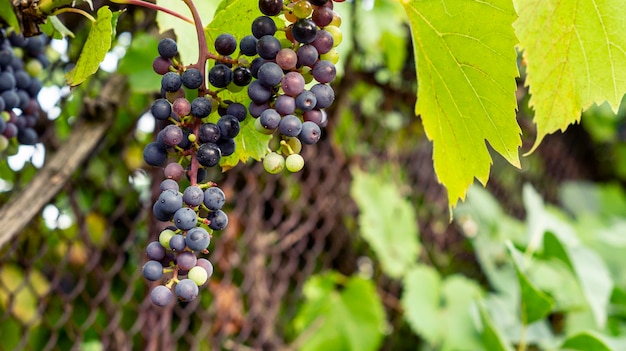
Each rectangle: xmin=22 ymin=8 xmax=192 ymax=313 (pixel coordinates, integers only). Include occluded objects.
xmin=109 ymin=0 xmax=194 ymax=24
xmin=51 ymin=7 xmax=96 ymax=22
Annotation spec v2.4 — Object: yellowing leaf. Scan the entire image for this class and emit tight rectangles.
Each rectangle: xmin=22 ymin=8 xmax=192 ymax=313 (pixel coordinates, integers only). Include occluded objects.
xmin=65 ymin=6 xmax=113 ymax=87
xmin=402 ymin=0 xmax=521 ymax=208
xmin=514 ymin=0 xmax=626 ymax=151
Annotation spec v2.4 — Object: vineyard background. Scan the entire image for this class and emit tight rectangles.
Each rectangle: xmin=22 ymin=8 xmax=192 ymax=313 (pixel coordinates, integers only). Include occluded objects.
xmin=1 ymin=1 xmax=626 ymax=350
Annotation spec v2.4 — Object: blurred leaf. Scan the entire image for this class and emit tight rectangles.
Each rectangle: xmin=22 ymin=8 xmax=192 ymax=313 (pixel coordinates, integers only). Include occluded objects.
xmin=544 ymin=231 xmax=614 ymax=328
xmin=66 ymin=6 xmax=114 ymax=87
xmin=0 ymin=265 xmax=49 ymax=324
xmin=506 ymin=243 xmax=554 ymax=324
xmin=156 ymin=0 xmax=217 ymax=65
xmin=401 ymin=265 xmax=483 ymax=350
xmin=118 ymin=33 xmax=161 ymax=93
xmin=0 ymin=3 xmax=19 ymax=34
xmin=561 ymin=330 xmax=626 ymax=351
xmin=48 ymin=16 xmax=75 ymax=38
xmin=85 ymin=213 xmax=107 ymax=248
xmin=559 ymin=181 xmax=626 ymax=218
xmin=514 ymin=0 xmax=626 ymax=151
xmin=402 ymin=0 xmax=521 ymax=208
xmin=477 ymin=300 xmax=514 ymax=351
xmin=294 ymin=272 xmax=386 ymax=351
xmin=350 ymin=168 xmax=420 ymax=278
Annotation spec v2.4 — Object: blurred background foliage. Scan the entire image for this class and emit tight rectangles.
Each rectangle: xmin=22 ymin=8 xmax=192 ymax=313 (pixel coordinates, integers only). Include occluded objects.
xmin=1 ymin=0 xmax=626 ymax=350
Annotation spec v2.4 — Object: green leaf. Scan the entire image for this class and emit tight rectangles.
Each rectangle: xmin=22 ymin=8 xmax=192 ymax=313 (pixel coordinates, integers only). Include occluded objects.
xmin=477 ymin=300 xmax=514 ymax=351
xmin=514 ymin=0 xmax=626 ymax=151
xmin=156 ymin=0 xmax=217 ymax=65
xmin=561 ymin=330 xmax=626 ymax=351
xmin=506 ymin=242 xmax=554 ymax=324
xmin=294 ymin=272 xmax=386 ymax=351
xmin=220 ymin=117 xmax=272 ymax=170
xmin=65 ymin=6 xmax=113 ymax=87
xmin=48 ymin=16 xmax=75 ymax=38
xmin=401 ymin=0 xmax=521 ymax=207
xmin=401 ymin=265 xmax=483 ymax=350
xmin=350 ymin=168 xmax=420 ymax=278
xmin=0 ymin=3 xmax=20 ymax=33
xmin=117 ymin=33 xmax=161 ymax=93
xmin=543 ymin=231 xmax=613 ymax=328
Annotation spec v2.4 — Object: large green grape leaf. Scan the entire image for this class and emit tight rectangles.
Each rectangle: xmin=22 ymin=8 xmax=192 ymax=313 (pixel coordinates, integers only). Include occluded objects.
xmin=204 ymin=0 xmax=265 ymax=53
xmin=514 ymin=0 xmax=626 ymax=152
xmin=65 ymin=6 xmax=114 ymax=87
xmin=401 ymin=0 xmax=521 ymax=208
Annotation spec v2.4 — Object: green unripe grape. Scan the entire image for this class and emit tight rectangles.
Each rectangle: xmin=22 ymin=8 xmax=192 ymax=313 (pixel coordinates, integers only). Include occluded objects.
xmin=293 ymin=0 xmax=313 ymax=18
xmin=188 ymin=266 xmax=208 ymax=286
xmin=0 ymin=136 xmax=9 ymax=152
xmin=325 ymin=25 xmax=342 ymax=47
xmin=301 ymin=66 xmax=314 ymax=84
xmin=285 ymin=137 xmax=302 ymax=154
xmin=2 ymin=111 xmax=10 ymax=121
xmin=330 ymin=13 xmax=342 ymax=27
xmin=25 ymin=59 xmax=43 ymax=76
xmin=321 ymin=48 xmax=339 ymax=64
xmin=159 ymin=229 xmax=176 ymax=249
xmin=188 ymin=133 xmax=197 ymax=143
xmin=255 ymin=115 xmax=276 ymax=135
xmin=285 ymin=153 xmax=305 ymax=172
xmin=263 ymin=152 xmax=285 ymax=174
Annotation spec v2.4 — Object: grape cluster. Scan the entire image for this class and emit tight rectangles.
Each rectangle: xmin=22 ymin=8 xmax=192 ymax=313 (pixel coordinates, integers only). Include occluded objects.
xmin=0 ymin=29 xmax=48 ymax=151
xmin=142 ymin=0 xmax=343 ymax=306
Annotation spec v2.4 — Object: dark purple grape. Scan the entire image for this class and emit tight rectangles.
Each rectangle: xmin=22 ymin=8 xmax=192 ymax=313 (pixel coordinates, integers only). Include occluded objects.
xmin=178 ymin=129 xmax=192 ymax=149
xmin=173 ymin=207 xmax=197 ymax=230
xmin=214 ymin=33 xmax=237 ymax=56
xmin=176 ymin=251 xmax=198 ymax=270
xmin=250 ymin=57 xmax=265 ymax=78
xmin=207 ymin=210 xmax=229 ymax=231
xmin=169 ymin=234 xmax=186 ymax=251
xmin=279 ymin=114 xmax=303 ymax=137
xmin=239 ymin=35 xmax=258 ymax=56
xmin=259 ymin=108 xmax=281 ymax=130
xmin=2 ymin=123 xmax=17 ymax=138
xmin=309 ymin=0 xmax=328 ymax=5
xmin=160 ymin=124 xmax=184 ymax=146
xmin=282 ymin=72 xmax=305 ymax=97
xmin=199 ymin=122 xmax=221 ymax=143
xmin=146 ymin=241 xmax=166 ymax=261
xmin=310 ymin=83 xmax=335 ymax=109
xmin=217 ymin=138 xmax=236 ymax=156
xmin=17 ymin=128 xmax=37 ymax=145
xmin=185 ymin=227 xmax=210 ymax=251
xmin=217 ymin=115 xmax=240 ymax=139
xmin=296 ymin=44 xmax=319 ymax=67
xmin=142 ymin=260 xmax=163 ymax=281
xmin=183 ymin=185 xmax=204 ymax=207
xmin=296 ymin=90 xmax=317 ymax=111
xmin=259 ymin=0 xmax=283 ymax=15
xmin=312 ymin=6 xmax=334 ymax=27
xmin=181 ymin=68 xmax=204 ymax=89
xmin=153 ymin=57 xmax=171 ymax=75
xmin=258 ymin=62 xmax=283 ymax=87
xmin=197 ymin=143 xmax=221 ymax=167
xmin=249 ymin=101 xmax=270 ymax=118
xmin=157 ymin=189 xmax=183 ymax=214
xmin=204 ymin=187 xmax=226 ymax=210
xmin=232 ymin=66 xmax=252 ymax=86
xmin=164 ymin=162 xmax=185 ymax=181
xmin=208 ymin=64 xmax=233 ymax=88
xmin=161 ymin=72 xmax=182 ymax=92
xmin=175 ymin=279 xmax=199 ymax=301
xmin=26 ymin=78 xmax=42 ymax=97
xmin=151 ymin=285 xmax=173 ymax=306
xmin=2 ymin=91 xmax=19 ymax=109
xmin=143 ymin=142 xmax=168 ymax=166
xmin=0 ymin=72 xmax=16 ymax=91
xmin=153 ymin=201 xmax=172 ymax=221
xmin=226 ymin=102 xmax=247 ymax=122
xmin=312 ymin=60 xmax=336 ymax=83
xmin=251 ymin=16 xmax=277 ymax=39
xmin=247 ymin=80 xmax=273 ymax=104
xmin=311 ymin=30 xmax=334 ymax=54
xmin=191 ymin=97 xmax=212 ymax=118
xmin=275 ymin=95 xmax=296 ymax=115
xmin=160 ymin=178 xmax=179 ymax=192
xmin=292 ymin=19 xmax=318 ymax=44
xmin=256 ymin=35 xmax=281 ymax=60
xmin=158 ymin=38 xmax=178 ymax=59
xmin=299 ymin=121 xmax=322 ymax=144
xmin=14 ymin=71 xmax=31 ymax=90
